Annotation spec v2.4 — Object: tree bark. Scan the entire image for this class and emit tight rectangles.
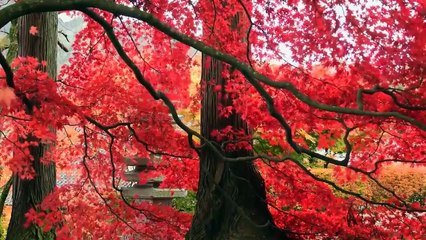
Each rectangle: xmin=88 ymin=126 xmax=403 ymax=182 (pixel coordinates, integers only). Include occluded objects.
xmin=6 ymin=12 xmax=57 ymax=240
xmin=186 ymin=55 xmax=289 ymax=240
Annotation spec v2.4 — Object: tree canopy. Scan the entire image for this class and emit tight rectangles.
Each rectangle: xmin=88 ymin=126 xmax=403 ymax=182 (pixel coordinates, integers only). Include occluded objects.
xmin=0 ymin=0 xmax=426 ymax=239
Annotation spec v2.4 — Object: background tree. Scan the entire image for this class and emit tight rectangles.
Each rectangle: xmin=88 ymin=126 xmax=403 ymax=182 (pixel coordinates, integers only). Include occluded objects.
xmin=6 ymin=12 xmax=57 ymax=240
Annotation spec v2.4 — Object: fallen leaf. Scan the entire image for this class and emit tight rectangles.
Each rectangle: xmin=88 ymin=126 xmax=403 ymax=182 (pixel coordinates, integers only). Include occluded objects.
xmin=29 ymin=26 xmax=39 ymax=36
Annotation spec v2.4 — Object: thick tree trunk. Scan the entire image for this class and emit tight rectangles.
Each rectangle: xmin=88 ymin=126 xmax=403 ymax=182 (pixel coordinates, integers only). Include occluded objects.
xmin=187 ymin=56 xmax=288 ymax=240
xmin=6 ymin=12 xmax=57 ymax=240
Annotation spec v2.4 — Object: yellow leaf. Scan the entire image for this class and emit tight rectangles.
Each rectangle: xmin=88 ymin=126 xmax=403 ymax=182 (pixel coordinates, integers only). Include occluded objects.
xmin=0 ymin=35 xmax=10 ymax=50
xmin=297 ymin=129 xmax=316 ymax=142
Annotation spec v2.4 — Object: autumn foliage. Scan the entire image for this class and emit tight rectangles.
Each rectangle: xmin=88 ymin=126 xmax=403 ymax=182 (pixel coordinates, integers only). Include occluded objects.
xmin=313 ymin=166 xmax=426 ymax=202
xmin=0 ymin=0 xmax=426 ymax=239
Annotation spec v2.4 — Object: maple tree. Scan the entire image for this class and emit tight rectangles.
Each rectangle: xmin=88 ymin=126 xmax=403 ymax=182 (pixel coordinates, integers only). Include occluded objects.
xmin=0 ymin=0 xmax=426 ymax=239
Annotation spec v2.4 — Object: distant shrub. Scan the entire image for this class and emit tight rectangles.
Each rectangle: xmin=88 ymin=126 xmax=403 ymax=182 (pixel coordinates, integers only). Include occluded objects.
xmin=172 ymin=191 xmax=197 ymax=213
xmin=370 ymin=165 xmax=426 ymax=203
xmin=312 ymin=165 xmax=426 ymax=203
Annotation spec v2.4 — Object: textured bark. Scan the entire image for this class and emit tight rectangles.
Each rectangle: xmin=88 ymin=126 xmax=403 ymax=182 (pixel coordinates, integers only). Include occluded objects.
xmin=186 ymin=55 xmax=288 ymax=240
xmin=6 ymin=12 xmax=57 ymax=240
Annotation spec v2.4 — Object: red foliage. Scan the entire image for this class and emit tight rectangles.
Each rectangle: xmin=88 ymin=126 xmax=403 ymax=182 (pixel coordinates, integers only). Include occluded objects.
xmin=1 ymin=0 xmax=426 ymax=239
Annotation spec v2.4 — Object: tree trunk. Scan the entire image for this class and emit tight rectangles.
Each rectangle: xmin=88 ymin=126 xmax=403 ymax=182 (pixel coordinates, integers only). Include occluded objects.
xmin=186 ymin=55 xmax=288 ymax=240
xmin=6 ymin=12 xmax=57 ymax=240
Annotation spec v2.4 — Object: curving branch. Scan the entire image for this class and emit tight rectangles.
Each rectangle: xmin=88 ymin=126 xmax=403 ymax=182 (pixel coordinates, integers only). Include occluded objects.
xmin=117 ymin=16 xmax=161 ymax=74
xmin=0 ymin=0 xmax=425 ymax=132
xmin=0 ymin=0 xmax=361 ymax=168
xmin=268 ymin=157 xmax=426 ymax=212
xmin=81 ymin=8 xmax=351 ymax=167
xmin=83 ymin=124 xmax=186 ymax=234
xmin=81 ymin=126 xmax=141 ymax=235
xmin=358 ymin=85 xmax=426 ymax=111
